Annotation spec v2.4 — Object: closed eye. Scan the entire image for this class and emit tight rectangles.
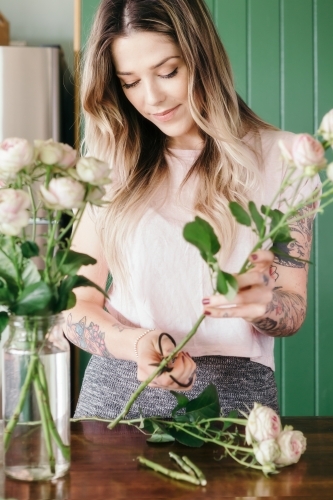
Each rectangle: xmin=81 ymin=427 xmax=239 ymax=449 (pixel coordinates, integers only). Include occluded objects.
xmin=121 ymin=68 xmax=178 ymax=90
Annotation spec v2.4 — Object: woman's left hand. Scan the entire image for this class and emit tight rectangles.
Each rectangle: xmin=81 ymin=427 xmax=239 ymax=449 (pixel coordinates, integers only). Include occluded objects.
xmin=202 ymin=250 xmax=274 ymax=322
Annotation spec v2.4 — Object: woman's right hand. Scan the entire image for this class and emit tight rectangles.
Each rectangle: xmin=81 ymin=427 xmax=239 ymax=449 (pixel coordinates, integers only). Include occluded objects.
xmin=136 ymin=330 xmax=197 ymax=391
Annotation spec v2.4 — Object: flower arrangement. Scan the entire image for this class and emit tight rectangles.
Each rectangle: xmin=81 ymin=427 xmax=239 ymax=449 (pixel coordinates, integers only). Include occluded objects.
xmin=0 ymin=137 xmax=110 ymax=478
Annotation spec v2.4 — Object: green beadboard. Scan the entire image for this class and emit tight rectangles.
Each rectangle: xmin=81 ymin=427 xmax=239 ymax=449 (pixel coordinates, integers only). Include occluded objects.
xmin=79 ymin=0 xmax=333 ymax=416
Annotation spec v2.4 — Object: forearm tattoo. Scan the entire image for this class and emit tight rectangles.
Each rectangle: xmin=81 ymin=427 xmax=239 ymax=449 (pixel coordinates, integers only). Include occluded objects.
xmin=273 ymin=204 xmax=315 ymax=269
xmin=253 ymin=287 xmax=306 ymax=337
xmin=253 ymin=205 xmax=313 ymax=337
xmin=66 ymin=314 xmax=112 ymax=358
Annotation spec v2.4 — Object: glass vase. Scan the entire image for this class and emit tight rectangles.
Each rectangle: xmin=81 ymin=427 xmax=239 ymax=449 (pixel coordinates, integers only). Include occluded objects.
xmin=2 ymin=314 xmax=70 ymax=481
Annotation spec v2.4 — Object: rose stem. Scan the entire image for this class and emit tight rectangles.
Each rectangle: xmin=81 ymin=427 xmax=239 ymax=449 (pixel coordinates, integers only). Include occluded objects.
xmin=181 ymin=456 xmax=207 ymax=485
xmin=3 ymin=354 xmax=39 ymax=451
xmin=137 ymin=456 xmax=201 ymax=486
xmin=108 ymin=313 xmax=205 ymax=429
xmin=37 ymin=360 xmax=70 ymax=461
xmin=169 ymin=452 xmax=195 ymax=477
xmin=33 ymin=374 xmax=56 ymax=473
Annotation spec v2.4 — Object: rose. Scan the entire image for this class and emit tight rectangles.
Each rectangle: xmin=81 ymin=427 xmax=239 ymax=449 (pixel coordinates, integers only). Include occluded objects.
xmin=40 ymin=177 xmax=85 ymax=209
xmin=34 ymin=139 xmax=64 ymax=165
xmin=0 ymin=189 xmax=30 ymax=236
xmin=245 ymin=403 xmax=281 ymax=445
xmin=76 ymin=157 xmax=110 ymax=185
xmin=253 ymin=438 xmax=280 ymax=466
xmin=0 ymin=138 xmax=34 ymax=180
xmin=318 ymin=109 xmax=333 ymax=143
xmin=275 ymin=428 xmax=307 ymax=466
xmin=86 ymin=185 xmax=106 ymax=205
xmin=279 ymin=134 xmax=326 ymax=171
xmin=58 ymin=144 xmax=77 ymax=169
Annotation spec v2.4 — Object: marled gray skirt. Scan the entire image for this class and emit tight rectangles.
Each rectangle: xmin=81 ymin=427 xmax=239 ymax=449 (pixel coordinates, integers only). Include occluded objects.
xmin=74 ymin=355 xmax=279 ymax=419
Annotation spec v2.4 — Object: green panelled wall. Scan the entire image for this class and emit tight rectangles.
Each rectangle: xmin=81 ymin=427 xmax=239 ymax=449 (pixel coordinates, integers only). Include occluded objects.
xmin=80 ymin=0 xmax=333 ymax=416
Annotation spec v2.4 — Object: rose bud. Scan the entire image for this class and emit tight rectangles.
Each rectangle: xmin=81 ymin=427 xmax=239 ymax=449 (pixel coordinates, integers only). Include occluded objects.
xmin=34 ymin=139 xmax=64 ymax=165
xmin=291 ymin=134 xmax=326 ymax=170
xmin=58 ymin=144 xmax=77 ymax=169
xmin=275 ymin=429 xmax=307 ymax=466
xmin=0 ymin=188 xmax=30 ymax=236
xmin=245 ymin=403 xmax=281 ymax=445
xmin=326 ymin=162 xmax=333 ymax=182
xmin=318 ymin=109 xmax=333 ymax=143
xmin=0 ymin=137 xmax=34 ymax=180
xmin=40 ymin=177 xmax=85 ymax=210
xmin=76 ymin=157 xmax=110 ymax=185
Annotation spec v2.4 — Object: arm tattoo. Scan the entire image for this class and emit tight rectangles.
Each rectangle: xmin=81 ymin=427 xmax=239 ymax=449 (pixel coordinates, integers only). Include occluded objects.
xmin=65 ymin=314 xmax=112 ymax=358
xmin=253 ymin=287 xmax=306 ymax=337
xmin=273 ymin=204 xmax=315 ymax=269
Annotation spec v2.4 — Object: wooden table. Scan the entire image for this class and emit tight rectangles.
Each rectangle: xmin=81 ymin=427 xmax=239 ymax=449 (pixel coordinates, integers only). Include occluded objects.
xmin=1 ymin=417 xmax=332 ymax=499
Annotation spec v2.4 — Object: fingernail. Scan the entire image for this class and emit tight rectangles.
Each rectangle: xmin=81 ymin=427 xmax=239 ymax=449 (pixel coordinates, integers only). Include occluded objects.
xmin=251 ymin=253 xmax=258 ymax=260
xmin=204 ymin=310 xmax=211 ymax=315
xmin=202 ymin=298 xmax=210 ymax=305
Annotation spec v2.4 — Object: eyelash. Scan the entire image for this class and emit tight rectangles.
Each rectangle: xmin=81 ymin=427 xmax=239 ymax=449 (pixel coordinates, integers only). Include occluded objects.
xmin=122 ymin=67 xmax=179 ymax=89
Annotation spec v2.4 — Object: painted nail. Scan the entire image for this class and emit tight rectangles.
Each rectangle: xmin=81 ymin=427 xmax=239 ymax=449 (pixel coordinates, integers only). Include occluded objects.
xmin=251 ymin=253 xmax=258 ymax=260
xmin=202 ymin=298 xmax=210 ymax=305
xmin=204 ymin=310 xmax=211 ymax=315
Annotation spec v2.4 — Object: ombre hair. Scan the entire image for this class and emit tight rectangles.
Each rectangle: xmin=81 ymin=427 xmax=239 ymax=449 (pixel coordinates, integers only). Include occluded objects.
xmin=81 ymin=0 xmax=275 ymax=288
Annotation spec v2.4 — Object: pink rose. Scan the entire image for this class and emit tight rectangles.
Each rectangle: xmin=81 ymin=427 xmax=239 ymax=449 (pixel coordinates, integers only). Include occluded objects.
xmin=76 ymin=157 xmax=110 ymax=185
xmin=318 ymin=109 xmax=333 ymax=143
xmin=245 ymin=403 xmax=281 ymax=445
xmin=0 ymin=137 xmax=34 ymax=180
xmin=0 ymin=188 xmax=30 ymax=235
xmin=254 ymin=438 xmax=280 ymax=466
xmin=292 ymin=134 xmax=326 ymax=168
xmin=58 ymin=144 xmax=77 ymax=169
xmin=35 ymin=139 xmax=64 ymax=165
xmin=40 ymin=177 xmax=85 ymax=210
xmin=275 ymin=428 xmax=307 ymax=466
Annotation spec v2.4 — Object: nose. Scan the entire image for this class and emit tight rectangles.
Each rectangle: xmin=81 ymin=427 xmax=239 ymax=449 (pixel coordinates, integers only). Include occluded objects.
xmin=143 ymin=80 xmax=165 ymax=107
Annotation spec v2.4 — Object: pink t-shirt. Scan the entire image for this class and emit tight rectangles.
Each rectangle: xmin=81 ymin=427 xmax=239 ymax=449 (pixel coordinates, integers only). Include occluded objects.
xmin=106 ymin=129 xmax=320 ymax=370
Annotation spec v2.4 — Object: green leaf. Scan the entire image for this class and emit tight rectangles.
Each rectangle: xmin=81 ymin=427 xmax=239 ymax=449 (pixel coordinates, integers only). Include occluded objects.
xmin=167 ymin=426 xmax=204 ymax=447
xmin=54 ymin=275 xmax=108 ymax=313
xmin=183 ymin=216 xmax=220 ymax=260
xmin=12 ymin=281 xmax=53 ymax=315
xmin=216 ymin=270 xmax=228 ymax=295
xmin=55 ymin=250 xmax=97 ymax=277
xmin=0 ymin=285 xmax=12 ymax=305
xmin=248 ymin=201 xmax=265 ymax=237
xmin=224 ymin=273 xmax=239 ymax=301
xmin=21 ymin=259 xmax=41 ymax=288
xmin=0 ymin=241 xmax=19 ymax=294
xmin=21 ymin=241 xmax=39 ymax=258
xmin=66 ymin=290 xmax=77 ymax=309
xmin=184 ymin=384 xmax=220 ymax=422
xmin=222 ymin=410 xmax=239 ymax=431
xmin=146 ymin=432 xmax=175 ymax=443
xmin=229 ymin=202 xmax=251 ymax=227
xmin=0 ymin=311 xmax=9 ymax=336
xmin=170 ymin=392 xmax=190 ymax=417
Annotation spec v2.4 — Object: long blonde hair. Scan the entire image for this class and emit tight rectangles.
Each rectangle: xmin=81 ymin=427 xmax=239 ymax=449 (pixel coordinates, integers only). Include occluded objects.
xmin=81 ymin=0 xmax=275 ymax=288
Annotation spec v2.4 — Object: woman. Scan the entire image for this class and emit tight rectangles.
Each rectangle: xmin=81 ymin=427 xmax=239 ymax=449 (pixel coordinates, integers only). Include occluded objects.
xmin=67 ymin=0 xmax=317 ymax=419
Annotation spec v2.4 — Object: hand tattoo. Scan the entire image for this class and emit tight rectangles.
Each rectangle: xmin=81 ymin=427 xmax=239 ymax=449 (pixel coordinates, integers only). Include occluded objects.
xmin=65 ymin=314 xmax=112 ymax=358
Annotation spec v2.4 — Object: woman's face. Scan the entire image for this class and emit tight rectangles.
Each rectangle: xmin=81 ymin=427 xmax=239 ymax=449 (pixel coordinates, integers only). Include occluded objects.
xmin=112 ymin=31 xmax=202 ymax=150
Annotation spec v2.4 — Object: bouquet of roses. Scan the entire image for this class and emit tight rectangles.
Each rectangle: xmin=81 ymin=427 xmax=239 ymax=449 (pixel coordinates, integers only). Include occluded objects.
xmin=0 ymin=137 xmax=110 ymax=475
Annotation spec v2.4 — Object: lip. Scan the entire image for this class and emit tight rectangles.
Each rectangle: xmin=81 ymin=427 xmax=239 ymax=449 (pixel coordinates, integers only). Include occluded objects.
xmin=152 ymin=104 xmax=180 ymax=122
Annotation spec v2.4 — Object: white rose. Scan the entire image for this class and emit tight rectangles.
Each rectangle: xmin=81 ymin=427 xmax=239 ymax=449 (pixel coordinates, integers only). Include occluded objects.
xmin=0 ymin=188 xmax=30 ymax=236
xmin=40 ymin=177 xmax=85 ymax=210
xmin=253 ymin=439 xmax=280 ymax=466
xmin=0 ymin=137 xmax=34 ymax=180
xmin=58 ymin=144 xmax=77 ymax=169
xmin=275 ymin=429 xmax=307 ymax=466
xmin=76 ymin=157 xmax=110 ymax=185
xmin=292 ymin=134 xmax=326 ymax=169
xmin=35 ymin=139 xmax=64 ymax=165
xmin=318 ymin=109 xmax=333 ymax=143
xmin=245 ymin=403 xmax=281 ymax=445
xmin=326 ymin=162 xmax=333 ymax=182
